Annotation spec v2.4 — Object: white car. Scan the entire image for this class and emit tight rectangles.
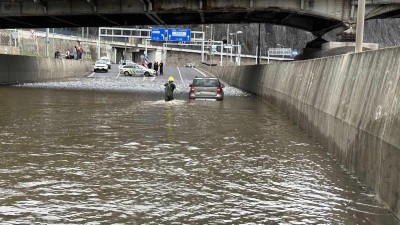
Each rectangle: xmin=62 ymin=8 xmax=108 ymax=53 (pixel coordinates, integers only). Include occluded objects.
xmin=118 ymin=61 xmax=137 ymax=69
xmin=100 ymin=56 xmax=111 ymax=69
xmin=94 ymin=60 xmax=108 ymax=72
xmin=119 ymin=65 xmax=156 ymax=77
xmin=185 ymin=62 xmax=196 ymax=68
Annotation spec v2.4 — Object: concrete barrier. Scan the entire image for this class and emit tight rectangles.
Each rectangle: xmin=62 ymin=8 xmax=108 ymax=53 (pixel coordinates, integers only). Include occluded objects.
xmin=205 ymin=46 xmax=400 ymax=219
xmin=0 ymin=54 xmax=92 ymax=84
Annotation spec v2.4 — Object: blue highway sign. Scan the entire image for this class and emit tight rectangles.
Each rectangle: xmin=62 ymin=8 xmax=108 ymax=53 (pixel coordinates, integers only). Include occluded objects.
xmin=167 ymin=28 xmax=191 ymax=42
xmin=151 ymin=28 xmax=165 ymax=41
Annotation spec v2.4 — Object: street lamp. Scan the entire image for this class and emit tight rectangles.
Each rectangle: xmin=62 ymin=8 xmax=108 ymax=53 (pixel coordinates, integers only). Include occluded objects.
xmin=230 ymin=31 xmax=242 ymax=45
xmin=355 ymin=0 xmax=366 ymax=53
xmin=229 ymin=31 xmax=242 ymax=65
xmin=205 ymin=25 xmax=214 ymax=41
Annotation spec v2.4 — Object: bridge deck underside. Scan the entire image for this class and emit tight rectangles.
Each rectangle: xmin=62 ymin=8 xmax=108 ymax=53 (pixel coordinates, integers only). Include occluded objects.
xmin=370 ymin=9 xmax=400 ymax=19
xmin=0 ymin=10 xmax=344 ymax=35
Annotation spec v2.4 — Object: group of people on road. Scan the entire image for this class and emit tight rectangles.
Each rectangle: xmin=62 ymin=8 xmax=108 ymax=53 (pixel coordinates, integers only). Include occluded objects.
xmin=146 ymin=61 xmax=164 ymax=75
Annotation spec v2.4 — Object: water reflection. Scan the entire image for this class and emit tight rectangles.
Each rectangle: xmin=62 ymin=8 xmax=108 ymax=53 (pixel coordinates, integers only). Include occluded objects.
xmin=0 ymin=86 xmax=398 ymax=225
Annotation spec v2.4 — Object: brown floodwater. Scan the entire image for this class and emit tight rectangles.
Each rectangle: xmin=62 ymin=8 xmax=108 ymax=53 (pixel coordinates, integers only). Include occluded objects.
xmin=0 ymin=86 xmax=399 ymax=225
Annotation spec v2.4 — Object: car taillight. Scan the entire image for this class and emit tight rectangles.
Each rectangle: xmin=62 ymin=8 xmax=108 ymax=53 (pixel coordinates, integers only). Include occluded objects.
xmin=190 ymin=87 xmax=195 ymax=93
xmin=217 ymin=86 xmax=222 ymax=93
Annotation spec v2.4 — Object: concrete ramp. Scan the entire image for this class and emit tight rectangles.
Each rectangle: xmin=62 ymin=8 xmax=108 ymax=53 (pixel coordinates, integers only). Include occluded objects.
xmin=206 ymin=46 xmax=400 ymax=219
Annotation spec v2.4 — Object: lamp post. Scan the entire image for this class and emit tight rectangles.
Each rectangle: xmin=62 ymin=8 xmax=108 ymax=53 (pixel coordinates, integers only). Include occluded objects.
xmin=236 ymin=30 xmax=242 ymax=45
xmin=230 ymin=31 xmax=242 ymax=45
xmin=229 ymin=31 xmax=242 ymax=65
xmin=355 ymin=0 xmax=366 ymax=53
xmin=205 ymin=25 xmax=214 ymax=41
xmin=257 ymin=23 xmax=261 ymax=65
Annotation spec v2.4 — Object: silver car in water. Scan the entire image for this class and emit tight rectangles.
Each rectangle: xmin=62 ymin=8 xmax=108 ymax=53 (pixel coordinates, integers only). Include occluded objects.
xmin=189 ymin=77 xmax=225 ymax=101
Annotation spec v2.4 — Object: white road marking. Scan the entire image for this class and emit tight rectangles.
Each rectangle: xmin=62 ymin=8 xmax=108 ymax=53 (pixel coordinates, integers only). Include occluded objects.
xmin=197 ymin=67 xmax=216 ymax=77
xmin=194 ymin=68 xmax=208 ymax=77
xmin=88 ymin=72 xmax=95 ymax=78
xmin=177 ymin=67 xmax=184 ymax=84
xmin=116 ymin=72 xmax=120 ymax=78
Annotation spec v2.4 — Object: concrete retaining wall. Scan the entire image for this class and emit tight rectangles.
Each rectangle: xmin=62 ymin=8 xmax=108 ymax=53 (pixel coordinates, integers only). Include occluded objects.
xmin=205 ymin=46 xmax=400 ymax=218
xmin=0 ymin=54 xmax=92 ymax=84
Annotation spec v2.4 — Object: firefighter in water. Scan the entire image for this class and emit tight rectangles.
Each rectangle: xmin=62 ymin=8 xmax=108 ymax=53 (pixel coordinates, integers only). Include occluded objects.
xmin=164 ymin=76 xmax=181 ymax=101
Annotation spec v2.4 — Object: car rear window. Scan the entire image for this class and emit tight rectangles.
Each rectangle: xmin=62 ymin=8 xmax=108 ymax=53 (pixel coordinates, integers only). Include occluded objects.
xmin=193 ymin=79 xmax=219 ymax=87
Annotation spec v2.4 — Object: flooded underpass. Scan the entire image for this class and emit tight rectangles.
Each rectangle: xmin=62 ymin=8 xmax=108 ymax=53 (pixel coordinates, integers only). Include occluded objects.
xmin=0 ymin=71 xmax=399 ymax=224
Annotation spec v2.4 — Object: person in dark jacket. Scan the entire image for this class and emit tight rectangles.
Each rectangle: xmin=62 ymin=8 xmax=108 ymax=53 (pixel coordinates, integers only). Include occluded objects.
xmin=159 ymin=61 xmax=164 ymax=75
xmin=154 ymin=61 xmax=159 ymax=75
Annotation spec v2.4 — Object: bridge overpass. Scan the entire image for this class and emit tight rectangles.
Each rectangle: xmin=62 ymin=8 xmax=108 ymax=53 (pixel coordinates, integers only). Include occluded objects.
xmin=0 ymin=0 xmax=399 ymax=35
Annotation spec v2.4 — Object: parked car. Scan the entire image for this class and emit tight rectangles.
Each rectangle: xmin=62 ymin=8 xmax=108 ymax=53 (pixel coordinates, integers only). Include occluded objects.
xmin=100 ymin=56 xmax=111 ymax=69
xmin=93 ymin=60 xmax=108 ymax=72
xmin=119 ymin=64 xmax=156 ymax=77
xmin=118 ymin=61 xmax=137 ymax=69
xmin=189 ymin=77 xmax=225 ymax=100
xmin=185 ymin=63 xmax=196 ymax=68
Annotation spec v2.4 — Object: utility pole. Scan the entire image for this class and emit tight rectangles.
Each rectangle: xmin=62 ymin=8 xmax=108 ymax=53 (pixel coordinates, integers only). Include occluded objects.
xmin=227 ymin=24 xmax=229 ymax=44
xmin=257 ymin=23 xmax=261 ymax=65
xmin=97 ymin=27 xmax=101 ymax=59
xmin=45 ymin=28 xmax=49 ymax=57
xmin=355 ymin=0 xmax=365 ymax=53
xmin=210 ymin=24 xmax=213 ymax=41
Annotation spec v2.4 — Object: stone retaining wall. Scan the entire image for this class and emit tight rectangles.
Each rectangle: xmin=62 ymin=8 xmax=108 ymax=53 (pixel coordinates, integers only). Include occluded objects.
xmin=204 ymin=46 xmax=400 ymax=219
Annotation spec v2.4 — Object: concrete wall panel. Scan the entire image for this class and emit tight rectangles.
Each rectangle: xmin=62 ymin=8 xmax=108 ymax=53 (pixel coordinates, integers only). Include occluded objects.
xmin=0 ymin=54 xmax=92 ymax=84
xmin=204 ymin=46 xmax=400 ymax=219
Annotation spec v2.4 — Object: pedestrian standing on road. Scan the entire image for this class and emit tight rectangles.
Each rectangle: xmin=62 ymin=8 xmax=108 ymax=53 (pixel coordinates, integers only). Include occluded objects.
xmin=154 ymin=61 xmax=159 ymax=75
xmin=73 ymin=46 xmax=77 ymax=60
xmin=159 ymin=61 xmax=164 ymax=75
xmin=79 ymin=46 xmax=84 ymax=60
xmin=148 ymin=62 xmax=152 ymax=69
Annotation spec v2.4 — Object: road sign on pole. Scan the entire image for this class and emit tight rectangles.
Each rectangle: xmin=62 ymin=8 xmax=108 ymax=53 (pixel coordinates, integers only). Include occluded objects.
xmin=167 ymin=28 xmax=191 ymax=42
xmin=151 ymin=27 xmax=165 ymax=41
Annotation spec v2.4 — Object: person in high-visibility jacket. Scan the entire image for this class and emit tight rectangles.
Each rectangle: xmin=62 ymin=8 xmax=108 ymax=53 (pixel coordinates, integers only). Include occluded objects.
xmin=164 ymin=76 xmax=181 ymax=101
